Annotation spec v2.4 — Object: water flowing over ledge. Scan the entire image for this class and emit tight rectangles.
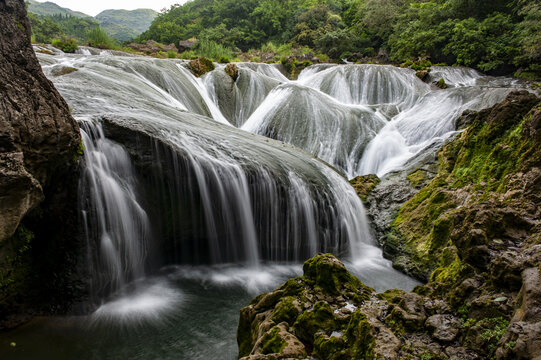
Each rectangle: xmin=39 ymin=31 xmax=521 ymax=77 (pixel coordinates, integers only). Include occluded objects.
xmin=38 ymin=53 xmax=409 ymax=305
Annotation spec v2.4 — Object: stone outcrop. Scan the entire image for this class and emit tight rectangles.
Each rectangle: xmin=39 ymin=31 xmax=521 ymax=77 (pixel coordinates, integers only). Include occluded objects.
xmin=0 ymin=0 xmax=82 ymax=328
xmin=238 ymin=254 xmax=475 ymax=360
xmin=237 ymin=254 xmax=375 ymax=359
xmin=178 ymin=39 xmax=198 ymax=52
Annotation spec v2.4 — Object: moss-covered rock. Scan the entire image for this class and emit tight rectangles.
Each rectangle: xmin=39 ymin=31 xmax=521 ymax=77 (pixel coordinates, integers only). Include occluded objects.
xmin=239 ymin=92 xmax=541 ymax=360
xmin=225 ymin=63 xmax=238 ymax=81
xmin=435 ymin=78 xmax=447 ymax=89
xmin=189 ymin=56 xmax=215 ymax=77
xmin=237 ymin=254 xmax=375 ymax=359
xmin=349 ymin=174 xmax=380 ymax=201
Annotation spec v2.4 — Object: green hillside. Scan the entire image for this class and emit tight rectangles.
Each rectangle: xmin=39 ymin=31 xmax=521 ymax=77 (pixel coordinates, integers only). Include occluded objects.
xmin=26 ymin=0 xmax=91 ymax=18
xmin=27 ymin=1 xmax=157 ymax=42
xmin=96 ymin=9 xmax=157 ymax=35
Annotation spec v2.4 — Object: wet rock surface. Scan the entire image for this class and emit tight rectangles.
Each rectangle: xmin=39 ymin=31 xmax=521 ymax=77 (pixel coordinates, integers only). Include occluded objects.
xmin=0 ymin=0 xmax=82 ymax=328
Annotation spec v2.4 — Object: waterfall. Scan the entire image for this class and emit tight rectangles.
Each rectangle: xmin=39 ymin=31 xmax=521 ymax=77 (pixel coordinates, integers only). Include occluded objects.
xmin=241 ymin=83 xmax=387 ymax=178
xmin=297 ymin=64 xmax=430 ymax=109
xmin=39 ymin=52 xmax=376 ymax=291
xmin=78 ymin=120 xmax=151 ymax=297
xmin=37 ymin=50 xmax=524 ymax=304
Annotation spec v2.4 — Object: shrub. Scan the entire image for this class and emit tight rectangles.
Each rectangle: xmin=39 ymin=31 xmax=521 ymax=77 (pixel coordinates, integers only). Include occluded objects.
xmin=51 ymin=37 xmax=78 ymax=53
xmin=86 ymin=26 xmax=118 ymax=49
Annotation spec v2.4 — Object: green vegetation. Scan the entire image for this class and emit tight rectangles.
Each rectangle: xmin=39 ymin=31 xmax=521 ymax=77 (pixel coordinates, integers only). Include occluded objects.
xmin=27 ymin=0 xmax=91 ymax=18
xmin=27 ymin=1 xmax=156 ymax=42
xmin=95 ymin=9 xmax=157 ymax=42
xmin=27 ymin=10 xmax=121 ymax=51
xmin=51 ymin=37 xmax=78 ymax=53
xmin=86 ymin=26 xmax=119 ymax=49
xmin=135 ymin=0 xmax=539 ymax=75
xmin=260 ymin=327 xmax=286 ymax=354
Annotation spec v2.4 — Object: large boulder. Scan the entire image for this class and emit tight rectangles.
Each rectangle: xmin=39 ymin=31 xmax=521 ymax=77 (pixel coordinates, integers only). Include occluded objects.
xmin=0 ymin=0 xmax=81 ymax=327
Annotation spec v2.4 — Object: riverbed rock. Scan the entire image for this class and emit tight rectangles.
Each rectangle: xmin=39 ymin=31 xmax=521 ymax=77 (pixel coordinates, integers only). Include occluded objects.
xmin=238 ymin=254 xmax=376 ymax=359
xmin=126 ymin=40 xmax=177 ymax=54
xmin=349 ymin=174 xmax=380 ymax=201
xmin=0 ymin=0 xmax=82 ymax=328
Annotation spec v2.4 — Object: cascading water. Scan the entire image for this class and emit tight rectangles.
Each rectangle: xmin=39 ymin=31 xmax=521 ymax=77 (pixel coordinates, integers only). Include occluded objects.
xmin=241 ymin=83 xmax=387 ymax=178
xmin=78 ymin=120 xmax=151 ymax=298
xmin=38 ymin=52 xmax=385 ymax=272
xmin=205 ymin=62 xmax=524 ymax=178
xmin=205 ymin=64 xmax=283 ymax=126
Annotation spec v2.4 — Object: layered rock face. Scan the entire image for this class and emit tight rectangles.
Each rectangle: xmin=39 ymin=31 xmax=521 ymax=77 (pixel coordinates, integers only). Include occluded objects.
xmin=239 ymin=92 xmax=541 ymax=359
xmin=0 ymin=0 xmax=81 ymax=327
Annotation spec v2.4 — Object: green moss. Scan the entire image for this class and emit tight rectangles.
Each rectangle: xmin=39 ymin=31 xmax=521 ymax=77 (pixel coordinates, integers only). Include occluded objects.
xmin=378 ymin=288 xmax=406 ymax=304
xmin=218 ymin=56 xmax=230 ymax=63
xmin=293 ymin=301 xmax=336 ymax=342
xmin=313 ymin=334 xmax=347 ymax=360
xmin=345 ymin=311 xmax=376 ymax=359
xmin=436 ymin=78 xmax=448 ymax=89
xmin=260 ymin=326 xmax=286 ymax=355
xmin=302 ymin=254 xmax=372 ymax=301
xmin=463 ymin=317 xmax=510 ymax=354
xmin=189 ymin=56 xmax=215 ymax=77
xmin=407 ymin=169 xmax=427 ymax=188
xmin=350 ymin=174 xmax=381 ymax=201
xmin=279 ymin=277 xmax=304 ymax=297
xmin=272 ymin=296 xmax=299 ymax=325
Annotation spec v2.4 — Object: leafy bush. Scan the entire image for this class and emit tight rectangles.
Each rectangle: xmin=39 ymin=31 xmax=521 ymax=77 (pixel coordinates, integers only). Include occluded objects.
xmin=86 ymin=26 xmax=118 ymax=49
xmin=52 ymin=37 xmax=78 ymax=53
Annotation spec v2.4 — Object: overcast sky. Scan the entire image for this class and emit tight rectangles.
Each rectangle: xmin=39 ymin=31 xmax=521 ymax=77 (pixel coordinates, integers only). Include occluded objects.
xmin=34 ymin=0 xmax=187 ymax=16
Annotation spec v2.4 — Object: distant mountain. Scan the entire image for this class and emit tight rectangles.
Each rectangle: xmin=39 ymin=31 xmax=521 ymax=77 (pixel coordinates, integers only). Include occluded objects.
xmin=96 ymin=9 xmax=158 ymax=42
xmin=27 ymin=1 xmax=158 ymax=42
xmin=27 ymin=0 xmax=91 ymax=19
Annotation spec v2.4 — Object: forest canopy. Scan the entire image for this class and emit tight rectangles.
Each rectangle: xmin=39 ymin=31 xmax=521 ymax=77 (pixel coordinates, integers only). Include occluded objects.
xmin=138 ymin=0 xmax=540 ymax=76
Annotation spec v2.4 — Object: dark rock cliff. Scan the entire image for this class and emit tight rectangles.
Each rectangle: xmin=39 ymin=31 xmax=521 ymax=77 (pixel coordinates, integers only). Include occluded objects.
xmin=0 ymin=0 xmax=82 ymax=328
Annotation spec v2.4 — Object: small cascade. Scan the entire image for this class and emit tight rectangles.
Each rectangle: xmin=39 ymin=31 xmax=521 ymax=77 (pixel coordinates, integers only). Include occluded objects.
xmin=358 ymin=86 xmax=515 ymax=176
xmin=78 ymin=120 xmax=151 ymax=298
xmin=205 ymin=65 xmax=283 ymax=126
xmin=428 ymin=66 xmax=482 ymax=87
xmin=237 ymin=62 xmax=289 ymax=82
xmin=242 ymin=83 xmax=386 ymax=178
xmin=297 ymin=64 xmax=430 ymax=110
